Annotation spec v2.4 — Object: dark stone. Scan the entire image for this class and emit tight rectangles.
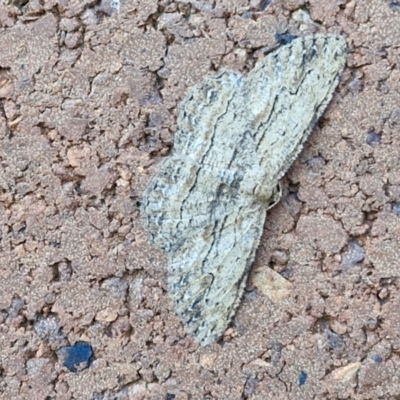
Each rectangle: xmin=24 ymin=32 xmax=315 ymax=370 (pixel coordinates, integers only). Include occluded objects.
xmin=373 ymin=355 xmax=383 ymax=363
xmin=60 ymin=342 xmax=94 ymax=372
xmin=275 ymin=33 xmax=297 ymax=45
xmin=259 ymin=0 xmax=272 ymax=11
xmin=299 ymin=371 xmax=308 ymax=386
xmin=366 ymin=131 xmax=381 ymax=145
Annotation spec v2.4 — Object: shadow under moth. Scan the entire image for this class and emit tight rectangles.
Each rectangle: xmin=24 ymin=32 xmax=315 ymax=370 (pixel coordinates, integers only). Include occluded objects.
xmin=141 ymin=34 xmax=347 ymax=345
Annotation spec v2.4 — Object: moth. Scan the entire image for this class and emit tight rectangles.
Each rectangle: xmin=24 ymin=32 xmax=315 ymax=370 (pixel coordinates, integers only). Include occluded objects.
xmin=141 ymin=35 xmax=347 ymax=345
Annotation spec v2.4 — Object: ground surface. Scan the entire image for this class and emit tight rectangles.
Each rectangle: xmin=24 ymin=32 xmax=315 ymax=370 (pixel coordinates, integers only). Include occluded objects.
xmin=1 ymin=0 xmax=400 ymax=399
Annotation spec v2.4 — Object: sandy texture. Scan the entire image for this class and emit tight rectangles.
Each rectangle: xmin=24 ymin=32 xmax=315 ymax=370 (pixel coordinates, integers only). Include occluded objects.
xmin=0 ymin=0 xmax=400 ymax=399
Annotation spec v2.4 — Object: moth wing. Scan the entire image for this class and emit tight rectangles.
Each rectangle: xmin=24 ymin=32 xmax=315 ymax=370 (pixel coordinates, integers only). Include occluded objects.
xmin=168 ymin=203 xmax=265 ymax=346
xmin=238 ymin=34 xmax=347 ymax=181
xmin=141 ymin=69 xmax=250 ymax=251
xmin=141 ymin=154 xmax=251 ymax=251
xmin=173 ymin=70 xmax=243 ymax=157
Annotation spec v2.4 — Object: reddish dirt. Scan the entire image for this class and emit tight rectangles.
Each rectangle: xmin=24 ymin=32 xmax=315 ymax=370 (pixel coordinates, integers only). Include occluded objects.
xmin=1 ymin=1 xmax=400 ymax=399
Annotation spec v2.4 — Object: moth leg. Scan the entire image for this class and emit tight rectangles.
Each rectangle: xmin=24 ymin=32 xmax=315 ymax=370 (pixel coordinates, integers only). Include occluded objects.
xmin=267 ymin=182 xmax=282 ymax=210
